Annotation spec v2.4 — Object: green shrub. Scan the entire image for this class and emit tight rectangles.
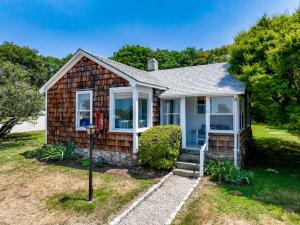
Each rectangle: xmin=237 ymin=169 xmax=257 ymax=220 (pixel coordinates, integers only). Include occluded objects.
xmin=138 ymin=125 xmax=181 ymax=170
xmin=81 ymin=159 xmax=90 ymax=167
xmin=64 ymin=140 xmax=77 ymax=160
xmin=39 ymin=144 xmax=65 ymax=161
xmin=205 ymin=160 xmax=254 ymax=184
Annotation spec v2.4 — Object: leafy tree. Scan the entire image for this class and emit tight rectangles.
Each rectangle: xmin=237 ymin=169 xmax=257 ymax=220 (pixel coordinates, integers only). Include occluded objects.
xmin=111 ymin=45 xmax=228 ymax=70
xmin=111 ymin=45 xmax=154 ymax=70
xmin=0 ymin=61 xmax=44 ymax=139
xmin=153 ymin=49 xmax=181 ymax=69
xmin=230 ymin=11 xmax=300 ymax=126
xmin=196 ymin=45 xmax=229 ymax=65
xmin=0 ymin=42 xmax=71 ymax=88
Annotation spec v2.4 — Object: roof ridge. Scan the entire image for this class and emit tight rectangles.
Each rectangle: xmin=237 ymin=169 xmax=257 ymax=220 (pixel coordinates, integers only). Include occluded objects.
xmin=149 ymin=62 xmax=229 ymax=73
xmin=80 ymin=48 xmax=149 ymax=74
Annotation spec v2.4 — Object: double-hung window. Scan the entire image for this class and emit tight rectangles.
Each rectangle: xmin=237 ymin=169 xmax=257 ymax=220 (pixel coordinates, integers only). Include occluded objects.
xmin=162 ymin=99 xmax=180 ymax=125
xmin=76 ymin=90 xmax=93 ymax=130
xmin=210 ymin=96 xmax=234 ymax=131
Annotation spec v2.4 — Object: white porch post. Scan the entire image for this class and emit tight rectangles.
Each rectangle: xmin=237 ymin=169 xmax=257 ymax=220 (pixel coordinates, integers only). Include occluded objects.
xmin=233 ymin=95 xmax=239 ymax=166
xmin=205 ymin=96 xmax=210 ymax=149
xmin=132 ymin=87 xmax=139 ymax=153
xmin=180 ymin=97 xmax=186 ymax=148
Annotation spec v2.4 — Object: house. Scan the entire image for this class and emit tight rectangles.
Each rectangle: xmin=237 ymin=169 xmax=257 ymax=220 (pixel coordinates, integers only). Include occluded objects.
xmin=40 ymin=49 xmax=251 ymax=168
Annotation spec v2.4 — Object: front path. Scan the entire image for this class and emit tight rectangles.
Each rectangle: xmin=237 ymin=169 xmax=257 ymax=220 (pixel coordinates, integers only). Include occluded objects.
xmin=117 ymin=174 xmax=199 ymax=225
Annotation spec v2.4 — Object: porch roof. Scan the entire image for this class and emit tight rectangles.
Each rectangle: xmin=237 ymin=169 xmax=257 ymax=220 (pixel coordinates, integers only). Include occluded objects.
xmin=149 ymin=63 xmax=245 ymax=98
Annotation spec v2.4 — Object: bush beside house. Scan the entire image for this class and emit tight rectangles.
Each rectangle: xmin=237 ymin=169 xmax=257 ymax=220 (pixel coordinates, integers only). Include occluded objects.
xmin=138 ymin=125 xmax=182 ymax=170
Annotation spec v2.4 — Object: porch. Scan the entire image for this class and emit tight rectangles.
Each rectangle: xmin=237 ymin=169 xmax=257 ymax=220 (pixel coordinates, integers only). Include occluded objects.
xmin=161 ymin=95 xmax=242 ymax=166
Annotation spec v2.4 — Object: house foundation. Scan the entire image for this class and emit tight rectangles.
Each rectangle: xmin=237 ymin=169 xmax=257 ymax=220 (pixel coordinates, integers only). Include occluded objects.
xmin=75 ymin=148 xmax=138 ymax=167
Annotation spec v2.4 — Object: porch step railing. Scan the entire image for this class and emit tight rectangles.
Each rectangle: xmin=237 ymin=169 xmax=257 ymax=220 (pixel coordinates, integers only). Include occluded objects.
xmin=199 ymin=138 xmax=208 ymax=176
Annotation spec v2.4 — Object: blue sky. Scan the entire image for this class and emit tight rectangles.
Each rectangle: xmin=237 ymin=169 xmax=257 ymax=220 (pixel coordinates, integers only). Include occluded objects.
xmin=0 ymin=0 xmax=298 ymax=58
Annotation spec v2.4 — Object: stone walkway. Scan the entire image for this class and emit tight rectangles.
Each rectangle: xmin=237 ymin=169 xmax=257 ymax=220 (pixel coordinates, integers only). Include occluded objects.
xmin=117 ymin=174 xmax=199 ymax=225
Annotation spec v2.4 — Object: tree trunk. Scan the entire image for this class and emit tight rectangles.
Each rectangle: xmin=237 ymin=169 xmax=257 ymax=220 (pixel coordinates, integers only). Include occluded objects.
xmin=0 ymin=117 xmax=19 ymax=140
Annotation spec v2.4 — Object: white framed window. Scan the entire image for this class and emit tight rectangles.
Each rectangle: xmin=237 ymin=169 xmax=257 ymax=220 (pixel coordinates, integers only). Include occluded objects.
xmin=76 ymin=90 xmax=93 ymax=130
xmin=195 ymin=96 xmax=206 ymax=115
xmin=162 ymin=99 xmax=180 ymax=125
xmin=138 ymin=90 xmax=152 ymax=130
xmin=109 ymin=87 xmax=153 ymax=133
xmin=110 ymin=87 xmax=133 ymax=132
xmin=210 ymin=96 xmax=234 ymax=131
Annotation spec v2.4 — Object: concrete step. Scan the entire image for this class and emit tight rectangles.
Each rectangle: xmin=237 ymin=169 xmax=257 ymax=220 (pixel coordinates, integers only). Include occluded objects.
xmin=181 ymin=148 xmax=200 ymax=155
xmin=176 ymin=161 xmax=199 ymax=171
xmin=179 ymin=153 xmax=200 ymax=163
xmin=173 ymin=168 xmax=200 ymax=178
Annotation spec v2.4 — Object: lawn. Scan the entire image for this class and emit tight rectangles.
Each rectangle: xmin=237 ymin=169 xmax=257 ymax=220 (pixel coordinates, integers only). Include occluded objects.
xmin=173 ymin=124 xmax=300 ymax=225
xmin=0 ymin=131 xmax=159 ymax=225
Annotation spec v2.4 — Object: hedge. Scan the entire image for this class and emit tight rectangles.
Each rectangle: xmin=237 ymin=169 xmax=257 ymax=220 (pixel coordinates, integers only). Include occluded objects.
xmin=138 ymin=125 xmax=181 ymax=170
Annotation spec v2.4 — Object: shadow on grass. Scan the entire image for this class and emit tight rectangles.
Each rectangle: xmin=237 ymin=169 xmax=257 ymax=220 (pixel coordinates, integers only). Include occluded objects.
xmin=0 ymin=131 xmax=44 ymax=151
xmin=254 ymin=137 xmax=300 ymax=168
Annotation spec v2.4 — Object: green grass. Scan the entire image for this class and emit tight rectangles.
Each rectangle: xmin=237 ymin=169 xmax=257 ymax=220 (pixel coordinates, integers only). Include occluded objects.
xmin=174 ymin=124 xmax=300 ymax=225
xmin=0 ymin=131 xmax=154 ymax=224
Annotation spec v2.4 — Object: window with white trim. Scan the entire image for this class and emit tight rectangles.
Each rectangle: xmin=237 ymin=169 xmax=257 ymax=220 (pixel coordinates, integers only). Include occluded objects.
xmin=138 ymin=92 xmax=150 ymax=128
xmin=196 ymin=96 xmax=206 ymax=115
xmin=76 ymin=90 xmax=93 ymax=130
xmin=162 ymin=99 xmax=180 ymax=125
xmin=210 ymin=96 xmax=233 ymax=131
xmin=109 ymin=87 xmax=152 ymax=132
xmin=114 ymin=92 xmax=133 ymax=129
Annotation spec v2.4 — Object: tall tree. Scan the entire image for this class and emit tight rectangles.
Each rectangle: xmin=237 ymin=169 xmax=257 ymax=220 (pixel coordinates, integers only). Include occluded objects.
xmin=0 ymin=62 xmax=44 ymax=139
xmin=0 ymin=42 xmax=71 ymax=88
xmin=230 ymin=10 xmax=300 ymax=125
xmin=111 ymin=45 xmax=153 ymax=70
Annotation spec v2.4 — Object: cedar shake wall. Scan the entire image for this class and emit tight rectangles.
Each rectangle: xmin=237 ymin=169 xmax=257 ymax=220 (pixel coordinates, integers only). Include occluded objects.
xmin=208 ymin=133 xmax=234 ymax=153
xmin=47 ymin=57 xmax=133 ymax=153
xmin=240 ymin=127 xmax=252 ymax=155
xmin=153 ymin=89 xmax=163 ymax=126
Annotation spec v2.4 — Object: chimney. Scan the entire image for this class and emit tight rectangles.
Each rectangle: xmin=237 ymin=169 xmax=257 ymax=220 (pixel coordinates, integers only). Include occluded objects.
xmin=147 ymin=58 xmax=158 ymax=71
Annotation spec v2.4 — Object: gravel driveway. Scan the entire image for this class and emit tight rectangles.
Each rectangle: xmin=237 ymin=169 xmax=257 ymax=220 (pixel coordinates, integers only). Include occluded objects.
xmin=118 ymin=174 xmax=198 ymax=225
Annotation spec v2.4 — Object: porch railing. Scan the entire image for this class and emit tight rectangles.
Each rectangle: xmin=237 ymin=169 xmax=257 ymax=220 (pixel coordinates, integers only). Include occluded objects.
xmin=199 ymin=137 xmax=208 ymax=176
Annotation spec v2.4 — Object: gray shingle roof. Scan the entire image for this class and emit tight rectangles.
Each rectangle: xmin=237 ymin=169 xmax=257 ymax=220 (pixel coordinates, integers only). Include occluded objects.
xmin=83 ymin=49 xmax=245 ymax=97
xmin=149 ymin=63 xmax=245 ymax=97
xmin=83 ymin=50 xmax=167 ymax=89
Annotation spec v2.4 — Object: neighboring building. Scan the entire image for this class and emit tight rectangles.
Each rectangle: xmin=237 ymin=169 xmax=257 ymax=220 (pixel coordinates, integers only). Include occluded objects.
xmin=40 ymin=49 xmax=251 ymax=167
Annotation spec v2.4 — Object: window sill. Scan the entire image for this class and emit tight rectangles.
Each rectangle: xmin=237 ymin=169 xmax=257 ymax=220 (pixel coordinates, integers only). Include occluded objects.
xmin=109 ymin=129 xmax=133 ymax=133
xmin=76 ymin=127 xmax=87 ymax=131
xmin=209 ymin=130 xmax=234 ymax=134
xmin=137 ymin=127 xmax=150 ymax=133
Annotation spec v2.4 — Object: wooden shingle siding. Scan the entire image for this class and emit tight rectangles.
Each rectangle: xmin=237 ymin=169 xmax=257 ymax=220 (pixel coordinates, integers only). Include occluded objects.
xmin=47 ymin=56 xmax=133 ymax=153
xmin=208 ymin=133 xmax=234 ymax=153
xmin=240 ymin=127 xmax=252 ymax=155
xmin=152 ymin=89 xmax=163 ymax=126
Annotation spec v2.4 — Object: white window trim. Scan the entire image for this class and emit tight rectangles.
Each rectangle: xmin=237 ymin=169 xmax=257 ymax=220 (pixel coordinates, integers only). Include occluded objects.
xmin=137 ymin=88 xmax=153 ymax=133
xmin=209 ymin=96 xmax=234 ymax=133
xmin=161 ymin=99 xmax=181 ymax=125
xmin=194 ymin=97 xmax=206 ymax=116
xmin=109 ymin=86 xmax=153 ymax=134
xmin=109 ymin=87 xmax=134 ymax=133
xmin=76 ymin=90 xmax=93 ymax=131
